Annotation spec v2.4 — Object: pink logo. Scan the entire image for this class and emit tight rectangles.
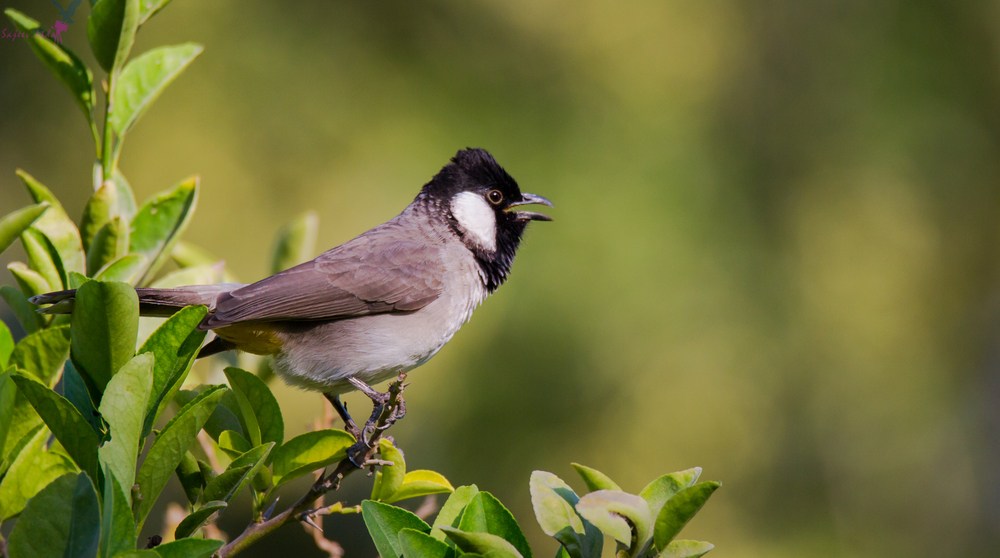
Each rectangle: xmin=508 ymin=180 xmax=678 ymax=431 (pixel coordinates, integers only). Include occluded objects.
xmin=51 ymin=20 xmax=68 ymax=43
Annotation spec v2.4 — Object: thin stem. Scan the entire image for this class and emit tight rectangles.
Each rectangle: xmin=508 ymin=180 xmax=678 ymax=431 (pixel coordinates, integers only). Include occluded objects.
xmin=216 ymin=375 xmax=408 ymax=558
xmin=100 ymin=74 xmax=116 ymax=181
xmin=89 ymin=116 xmax=101 ymax=161
xmin=100 ymin=113 xmax=114 ymax=179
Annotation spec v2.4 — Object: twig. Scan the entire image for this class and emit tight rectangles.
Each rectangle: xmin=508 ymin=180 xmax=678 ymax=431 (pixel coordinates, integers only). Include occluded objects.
xmin=215 ymin=374 xmax=407 ymax=558
xmin=414 ymin=495 xmax=440 ymax=521
xmin=310 ymin=534 xmax=344 ymax=558
xmin=302 ymin=494 xmax=346 ymax=558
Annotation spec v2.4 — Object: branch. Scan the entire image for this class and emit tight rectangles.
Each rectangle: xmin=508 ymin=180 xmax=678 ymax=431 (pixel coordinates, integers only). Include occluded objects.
xmin=216 ymin=374 xmax=407 ymax=558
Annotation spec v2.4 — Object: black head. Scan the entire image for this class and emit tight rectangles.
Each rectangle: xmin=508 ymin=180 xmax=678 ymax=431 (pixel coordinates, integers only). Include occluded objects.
xmin=419 ymin=148 xmax=552 ymax=291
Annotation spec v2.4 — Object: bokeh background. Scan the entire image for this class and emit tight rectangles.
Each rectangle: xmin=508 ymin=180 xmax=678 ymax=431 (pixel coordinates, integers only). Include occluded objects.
xmin=3 ymin=1 xmax=1000 ymax=556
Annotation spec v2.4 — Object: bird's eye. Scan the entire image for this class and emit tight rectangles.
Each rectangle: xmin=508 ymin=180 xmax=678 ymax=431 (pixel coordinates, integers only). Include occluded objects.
xmin=487 ymin=189 xmax=504 ymax=205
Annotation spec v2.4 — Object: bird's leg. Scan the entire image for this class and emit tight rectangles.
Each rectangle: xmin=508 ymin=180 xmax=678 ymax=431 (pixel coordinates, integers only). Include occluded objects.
xmin=296 ymin=375 xmax=410 ymax=525
xmin=323 ymin=393 xmax=361 ymax=440
xmin=342 ymin=374 xmax=408 ymax=466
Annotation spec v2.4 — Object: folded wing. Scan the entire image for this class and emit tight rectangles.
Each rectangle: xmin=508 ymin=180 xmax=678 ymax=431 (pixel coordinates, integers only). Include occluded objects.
xmin=201 ymin=232 xmax=444 ymax=329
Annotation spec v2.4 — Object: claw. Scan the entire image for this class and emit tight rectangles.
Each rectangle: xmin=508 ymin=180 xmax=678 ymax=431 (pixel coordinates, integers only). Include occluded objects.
xmin=329 ymin=375 xmax=408 ymax=470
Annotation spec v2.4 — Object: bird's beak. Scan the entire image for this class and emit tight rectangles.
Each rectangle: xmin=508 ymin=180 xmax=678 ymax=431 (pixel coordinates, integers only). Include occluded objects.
xmin=507 ymin=192 xmax=554 ymax=221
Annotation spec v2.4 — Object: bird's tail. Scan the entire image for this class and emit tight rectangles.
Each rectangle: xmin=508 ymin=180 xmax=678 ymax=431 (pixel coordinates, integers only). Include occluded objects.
xmin=30 ymin=284 xmax=242 ymax=318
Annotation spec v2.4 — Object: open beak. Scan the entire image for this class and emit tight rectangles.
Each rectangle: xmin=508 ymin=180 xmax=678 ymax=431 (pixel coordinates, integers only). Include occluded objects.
xmin=507 ymin=192 xmax=554 ymax=222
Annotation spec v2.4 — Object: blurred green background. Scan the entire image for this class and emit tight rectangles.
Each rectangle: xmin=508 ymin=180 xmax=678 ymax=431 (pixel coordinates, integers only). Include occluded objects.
xmin=3 ymin=1 xmax=1000 ymax=556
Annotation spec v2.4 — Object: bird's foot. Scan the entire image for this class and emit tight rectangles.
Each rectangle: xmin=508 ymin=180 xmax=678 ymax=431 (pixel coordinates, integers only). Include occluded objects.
xmin=343 ymin=374 xmax=408 ymax=467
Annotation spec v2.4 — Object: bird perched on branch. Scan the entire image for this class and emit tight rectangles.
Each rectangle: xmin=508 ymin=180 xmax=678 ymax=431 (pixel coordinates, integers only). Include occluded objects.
xmin=33 ymin=148 xmax=552 ymax=443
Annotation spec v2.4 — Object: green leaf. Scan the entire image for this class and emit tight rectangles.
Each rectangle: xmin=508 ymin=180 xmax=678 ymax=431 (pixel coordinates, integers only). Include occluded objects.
xmin=575 ymin=490 xmax=653 ymax=550
xmin=62 ymin=360 xmax=105 ymax=438
xmin=441 ymin=528 xmax=523 ymax=558
xmin=432 ymin=484 xmax=480 ymax=540
xmin=399 ymin=528 xmax=457 ymax=558
xmin=21 ymin=227 xmax=64 ymax=291
xmin=129 ymin=177 xmax=199 ymax=284
xmin=175 ymin=451 xmax=206 ymax=505
xmin=110 ymin=169 xmax=138 ymax=221
xmin=571 ymin=463 xmax=622 ymax=493
xmin=98 ymin=353 xmax=153 ymax=495
xmin=0 ymin=425 xmax=77 ymax=520
xmin=7 ymin=473 xmax=100 ymax=558
xmin=12 ymin=373 xmax=100 ymax=479
xmin=111 ymin=44 xmax=203 ymax=136
xmin=652 ymin=482 xmax=720 ymax=550
xmin=100 ymin=467 xmax=136 ymax=558
xmin=80 ymin=181 xmax=119 ymax=253
xmin=87 ymin=216 xmax=129 ymax=276
xmin=16 ymin=169 xmax=86 ymax=276
xmin=1 ymin=400 xmax=43 ymax=476
xmin=269 ymin=429 xmax=354 ymax=487
xmin=659 ymin=540 xmax=714 ymax=558
xmin=458 ymin=492 xmax=532 ymax=558
xmin=386 ymin=469 xmax=455 ymax=504
xmin=529 ymin=471 xmax=602 ymax=558
xmin=271 ymin=211 xmax=318 ymax=274
xmin=373 ymin=437 xmax=406 ymax=501
xmin=174 ymin=500 xmax=226 ymax=539
xmin=69 ymin=270 xmax=91 ymax=288
xmin=4 ymin=9 xmax=94 ymax=119
xmin=9 ymin=262 xmax=52 ymax=298
xmin=95 ymin=253 xmax=147 ymax=283
xmin=224 ymin=367 xmax=283 ymax=447
xmin=0 ymin=202 xmax=49 ymax=254
xmin=87 ymin=0 xmax=140 ymax=73
xmin=0 ymin=371 xmax=15 ymax=454
xmin=151 ymin=538 xmax=224 ymax=558
xmin=134 ymin=385 xmax=225 ymax=529
xmin=70 ymin=280 xmax=139 ymax=396
xmin=138 ymin=0 xmax=173 ymax=26
xmin=0 ymin=321 xmax=12 ymax=369
xmin=199 ymin=389 xmax=244 ymax=441
xmin=0 ymin=286 xmax=43 ymax=333
xmin=202 ymin=442 xmax=273 ymax=503
xmin=138 ymin=305 xmax=209 ymax=437
xmin=217 ymin=429 xmax=251 ymax=458
xmin=10 ymin=324 xmax=71 ymax=386
xmin=640 ymin=468 xmax=702 ymax=520
xmin=362 ymin=499 xmax=431 ymax=558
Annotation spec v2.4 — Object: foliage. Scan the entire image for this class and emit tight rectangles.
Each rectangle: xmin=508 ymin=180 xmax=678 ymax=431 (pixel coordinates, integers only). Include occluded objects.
xmin=362 ymin=464 xmax=717 ymax=558
xmin=0 ymin=2 xmax=719 ymax=557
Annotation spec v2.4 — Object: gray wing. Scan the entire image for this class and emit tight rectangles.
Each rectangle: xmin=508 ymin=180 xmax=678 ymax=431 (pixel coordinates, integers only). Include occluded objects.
xmin=201 ymin=231 xmax=445 ymax=329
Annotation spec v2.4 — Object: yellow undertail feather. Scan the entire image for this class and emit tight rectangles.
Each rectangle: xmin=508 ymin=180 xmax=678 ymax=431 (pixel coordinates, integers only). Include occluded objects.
xmin=212 ymin=324 xmax=284 ymax=355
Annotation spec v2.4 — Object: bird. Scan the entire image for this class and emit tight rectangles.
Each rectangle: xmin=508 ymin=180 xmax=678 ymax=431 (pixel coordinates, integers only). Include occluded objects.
xmin=32 ymin=148 xmax=552 ymax=440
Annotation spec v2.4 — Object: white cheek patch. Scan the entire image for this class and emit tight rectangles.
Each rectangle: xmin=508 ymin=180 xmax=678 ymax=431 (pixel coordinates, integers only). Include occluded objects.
xmin=451 ymin=191 xmax=497 ymax=252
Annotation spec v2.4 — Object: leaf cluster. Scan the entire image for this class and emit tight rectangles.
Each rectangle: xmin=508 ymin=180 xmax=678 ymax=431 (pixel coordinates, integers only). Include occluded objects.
xmin=362 ymin=463 xmax=718 ymax=558
xmin=0 ymin=2 xmax=321 ymax=556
